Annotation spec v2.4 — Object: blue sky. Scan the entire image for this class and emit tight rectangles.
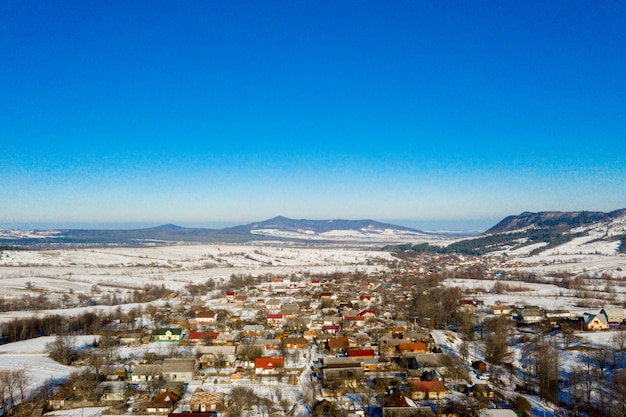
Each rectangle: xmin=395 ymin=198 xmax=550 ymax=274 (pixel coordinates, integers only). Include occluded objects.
xmin=1 ymin=1 xmax=625 ymax=230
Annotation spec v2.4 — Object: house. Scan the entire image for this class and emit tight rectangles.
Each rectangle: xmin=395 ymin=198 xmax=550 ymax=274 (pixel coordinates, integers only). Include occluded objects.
xmin=399 ymin=342 xmax=427 ymax=353
xmin=600 ymin=308 xmax=625 ymax=326
xmin=195 ymin=310 xmax=216 ymax=324
xmin=187 ymin=331 xmax=220 ymax=344
xmin=327 ymin=336 xmax=354 ymax=353
xmin=470 ymin=382 xmax=494 ymax=398
xmin=47 ymin=391 xmax=71 ymax=410
xmin=382 ymin=391 xmax=435 ymax=417
xmin=408 ymin=380 xmax=446 ymax=400
xmin=266 ymin=313 xmax=284 ymax=326
xmin=517 ymin=308 xmax=544 ymax=324
xmin=343 ymin=315 xmax=366 ymax=328
xmin=161 ymin=358 xmax=196 ymax=382
xmin=254 ymin=357 xmax=284 ymax=375
xmin=323 ymin=324 xmax=341 ymax=334
xmin=189 ymin=392 xmax=226 ymax=413
xmin=359 ymin=295 xmax=374 ymax=304
xmin=242 ymin=324 xmax=264 ymax=336
xmin=151 ymin=328 xmax=183 ymax=342
xmin=96 ymin=381 xmax=128 ymax=404
xmin=145 ymin=390 xmax=180 ymax=415
xmin=357 ymin=309 xmax=377 ymax=319
xmin=233 ymin=294 xmax=248 ymax=304
xmin=281 ymin=303 xmax=301 ymax=318
xmin=197 ymin=346 xmax=237 ymax=368
xmin=491 ymin=305 xmax=512 ymax=316
xmin=471 ymin=360 xmax=488 ymax=373
xmin=118 ymin=333 xmax=143 ymax=345
xmin=584 ymin=313 xmax=609 ymax=331
xmin=131 ymin=364 xmax=162 ymax=382
xmin=346 ymin=349 xmax=376 ymax=359
xmin=545 ymin=309 xmax=574 ymax=324
xmin=388 ymin=320 xmax=408 ymax=336
xmin=321 ymin=358 xmax=365 ymax=388
xmin=282 ymin=336 xmax=308 ymax=349
xmin=265 ymin=298 xmax=282 ymax=310
xmin=403 ymin=352 xmax=449 ymax=374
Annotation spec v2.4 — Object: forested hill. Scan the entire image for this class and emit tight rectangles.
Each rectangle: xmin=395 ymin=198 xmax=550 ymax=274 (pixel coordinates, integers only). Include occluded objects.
xmin=486 ymin=209 xmax=626 ymax=234
xmin=385 ymin=209 xmax=626 ymax=256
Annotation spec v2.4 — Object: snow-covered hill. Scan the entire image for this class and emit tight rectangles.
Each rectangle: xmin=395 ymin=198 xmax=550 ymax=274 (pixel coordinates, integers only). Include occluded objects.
xmin=488 ymin=210 xmax=626 ymax=256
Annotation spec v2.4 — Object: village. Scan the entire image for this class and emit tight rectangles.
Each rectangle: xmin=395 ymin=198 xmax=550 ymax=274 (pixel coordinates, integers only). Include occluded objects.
xmin=2 ymin=247 xmax=625 ymax=417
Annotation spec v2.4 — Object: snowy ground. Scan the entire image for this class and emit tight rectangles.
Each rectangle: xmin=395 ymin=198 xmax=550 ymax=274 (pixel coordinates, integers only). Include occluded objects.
xmin=0 ymin=335 xmax=100 ymax=401
xmin=0 ymin=244 xmax=393 ymax=292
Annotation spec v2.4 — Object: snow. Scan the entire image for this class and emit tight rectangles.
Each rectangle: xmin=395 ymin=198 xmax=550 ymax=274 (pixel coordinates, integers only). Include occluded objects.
xmin=44 ymin=407 xmax=109 ymax=417
xmin=0 ymin=336 xmax=100 ymax=402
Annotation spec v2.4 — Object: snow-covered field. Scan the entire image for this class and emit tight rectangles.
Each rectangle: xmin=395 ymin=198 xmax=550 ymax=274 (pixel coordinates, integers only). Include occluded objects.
xmin=0 ymin=244 xmax=393 ymax=299
xmin=0 ymin=336 xmax=99 ymax=399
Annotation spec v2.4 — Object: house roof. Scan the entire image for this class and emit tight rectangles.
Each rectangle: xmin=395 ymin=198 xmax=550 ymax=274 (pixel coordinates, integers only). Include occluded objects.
xmin=399 ymin=342 xmax=427 ymax=352
xmin=153 ymin=328 xmax=182 ymax=336
xmin=149 ymin=390 xmax=180 ymax=406
xmin=346 ymin=349 xmax=376 ymax=357
xmin=601 ymin=307 xmax=625 ymax=318
xmin=188 ymin=331 xmax=220 ymax=340
xmin=190 ymin=392 xmax=225 ymax=405
xmin=409 ymin=380 xmax=445 ymax=393
xmin=283 ymin=337 xmax=307 ymax=345
xmin=384 ymin=391 xmax=418 ymax=408
xmin=584 ymin=313 xmax=608 ymax=325
xmin=196 ymin=310 xmax=216 ymax=318
xmin=132 ymin=364 xmax=162 ymax=376
xmin=327 ymin=336 xmax=351 ymax=349
xmin=254 ymin=357 xmax=284 ymax=370
xmin=161 ymin=359 xmax=196 ymax=373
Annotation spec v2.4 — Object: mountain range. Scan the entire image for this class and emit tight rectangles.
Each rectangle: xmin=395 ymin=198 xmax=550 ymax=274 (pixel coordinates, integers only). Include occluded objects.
xmin=0 ymin=216 xmax=433 ymax=248
xmin=1 ymin=210 xmax=625 ymax=254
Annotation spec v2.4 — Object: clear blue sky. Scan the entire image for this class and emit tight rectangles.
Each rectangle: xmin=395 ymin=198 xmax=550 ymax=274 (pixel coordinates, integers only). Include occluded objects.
xmin=1 ymin=1 xmax=625 ymax=230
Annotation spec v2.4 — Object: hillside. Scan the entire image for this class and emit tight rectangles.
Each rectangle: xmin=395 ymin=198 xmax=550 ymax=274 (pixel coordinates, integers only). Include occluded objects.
xmin=385 ymin=209 xmax=626 ymax=256
xmin=486 ymin=209 xmax=626 ymax=234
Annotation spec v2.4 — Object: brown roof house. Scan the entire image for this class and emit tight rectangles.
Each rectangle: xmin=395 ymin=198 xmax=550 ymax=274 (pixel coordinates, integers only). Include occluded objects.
xmin=144 ymin=390 xmax=180 ymax=415
xmin=408 ymin=380 xmax=447 ymax=400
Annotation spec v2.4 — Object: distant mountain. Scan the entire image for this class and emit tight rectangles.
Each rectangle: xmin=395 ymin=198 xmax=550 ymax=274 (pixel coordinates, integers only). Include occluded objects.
xmin=229 ymin=216 xmax=424 ymax=234
xmin=385 ymin=209 xmax=626 ymax=256
xmin=0 ymin=216 xmax=439 ymax=248
xmin=142 ymin=224 xmax=197 ymax=231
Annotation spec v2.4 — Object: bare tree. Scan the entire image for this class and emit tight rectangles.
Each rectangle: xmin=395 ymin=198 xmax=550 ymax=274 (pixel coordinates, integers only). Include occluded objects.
xmin=529 ymin=335 xmax=560 ymax=403
xmin=228 ymin=386 xmax=256 ymax=417
xmin=484 ymin=316 xmax=511 ymax=365
xmin=46 ymin=334 xmax=76 ymax=365
xmin=613 ymin=330 xmax=626 ymax=364
xmin=611 ymin=369 xmax=626 ymax=417
xmin=1 ymin=370 xmax=18 ymax=409
xmin=214 ymin=352 xmax=227 ymax=375
xmin=13 ymin=368 xmax=29 ymax=405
